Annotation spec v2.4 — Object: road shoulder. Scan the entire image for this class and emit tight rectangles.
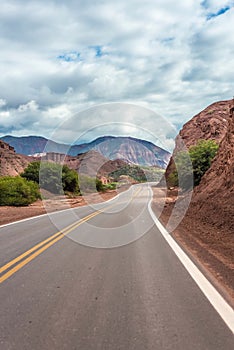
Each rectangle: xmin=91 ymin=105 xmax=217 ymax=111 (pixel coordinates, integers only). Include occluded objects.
xmin=151 ymin=186 xmax=234 ymax=307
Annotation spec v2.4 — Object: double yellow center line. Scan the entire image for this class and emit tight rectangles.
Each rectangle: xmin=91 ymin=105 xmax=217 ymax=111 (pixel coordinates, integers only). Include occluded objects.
xmin=0 ymin=187 xmax=143 ymax=284
xmin=0 ymin=209 xmax=106 ymax=284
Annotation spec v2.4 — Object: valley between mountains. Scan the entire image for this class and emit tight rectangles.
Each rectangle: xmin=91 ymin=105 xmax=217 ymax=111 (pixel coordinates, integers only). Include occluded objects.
xmin=0 ymin=99 xmax=234 ymax=304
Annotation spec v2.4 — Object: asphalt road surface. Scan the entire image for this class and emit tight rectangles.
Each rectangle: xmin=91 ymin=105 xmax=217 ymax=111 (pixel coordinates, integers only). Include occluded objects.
xmin=0 ymin=184 xmax=233 ymax=349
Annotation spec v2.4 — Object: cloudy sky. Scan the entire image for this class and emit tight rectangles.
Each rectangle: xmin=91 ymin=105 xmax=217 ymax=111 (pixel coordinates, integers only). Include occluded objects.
xmin=0 ymin=0 xmax=234 ymax=150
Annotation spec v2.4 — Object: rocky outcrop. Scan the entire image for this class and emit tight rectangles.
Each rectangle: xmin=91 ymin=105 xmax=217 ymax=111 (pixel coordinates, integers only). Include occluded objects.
xmin=164 ymin=98 xmax=234 ymax=234
xmin=190 ymin=99 xmax=234 ymax=232
xmin=165 ymin=100 xmax=230 ymax=181
xmin=0 ymin=141 xmax=32 ymax=176
xmin=64 ymin=150 xmax=128 ymax=178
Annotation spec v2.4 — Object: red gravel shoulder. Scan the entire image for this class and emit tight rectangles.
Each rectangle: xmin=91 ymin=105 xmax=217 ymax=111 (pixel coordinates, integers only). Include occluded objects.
xmin=0 ymin=190 xmax=117 ymax=226
xmin=152 ymin=186 xmax=234 ymax=306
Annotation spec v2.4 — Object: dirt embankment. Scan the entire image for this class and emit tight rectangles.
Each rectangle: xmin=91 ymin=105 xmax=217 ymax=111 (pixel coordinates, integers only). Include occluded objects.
xmin=0 ymin=190 xmax=117 ymax=226
xmin=152 ymin=186 xmax=234 ymax=305
xmin=155 ymin=99 xmax=234 ymax=305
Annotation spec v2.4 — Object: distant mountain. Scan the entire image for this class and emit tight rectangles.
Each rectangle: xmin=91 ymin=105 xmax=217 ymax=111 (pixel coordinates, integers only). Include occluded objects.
xmin=1 ymin=135 xmax=171 ymax=168
xmin=1 ymin=136 xmax=68 ymax=156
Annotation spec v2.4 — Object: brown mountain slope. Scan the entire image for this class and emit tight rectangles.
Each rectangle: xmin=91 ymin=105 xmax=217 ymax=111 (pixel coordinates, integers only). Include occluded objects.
xmin=190 ymin=99 xmax=234 ymax=233
xmin=157 ymin=99 xmax=234 ymax=300
xmin=65 ymin=150 xmax=128 ymax=177
xmin=165 ymin=100 xmax=230 ymax=181
xmin=0 ymin=141 xmax=32 ymax=176
xmin=42 ymin=150 xmax=128 ymax=178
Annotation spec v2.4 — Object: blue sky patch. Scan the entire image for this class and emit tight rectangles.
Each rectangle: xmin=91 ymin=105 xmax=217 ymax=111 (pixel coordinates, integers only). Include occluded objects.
xmin=201 ymin=0 xmax=209 ymax=10
xmin=206 ymin=6 xmax=231 ymax=20
xmin=57 ymin=51 xmax=82 ymax=62
xmin=89 ymin=45 xmax=105 ymax=57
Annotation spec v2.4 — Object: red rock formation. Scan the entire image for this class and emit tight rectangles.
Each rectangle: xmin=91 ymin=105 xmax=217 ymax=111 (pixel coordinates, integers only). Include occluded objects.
xmin=0 ymin=140 xmax=33 ymax=176
xmin=190 ymin=98 xmax=234 ymax=232
xmin=165 ymin=100 xmax=231 ymax=181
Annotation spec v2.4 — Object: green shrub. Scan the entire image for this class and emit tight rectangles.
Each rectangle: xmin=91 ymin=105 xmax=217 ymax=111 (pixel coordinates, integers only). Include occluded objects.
xmin=21 ymin=161 xmax=40 ymax=183
xmin=105 ymin=182 xmax=117 ymax=190
xmin=189 ymin=139 xmax=219 ymax=186
xmin=96 ymin=178 xmax=105 ymax=192
xmin=22 ymin=161 xmax=79 ymax=194
xmin=78 ymin=175 xmax=107 ymax=193
xmin=109 ymin=165 xmax=147 ymax=182
xmin=174 ymin=151 xmax=193 ymax=190
xmin=62 ymin=165 xmax=79 ymax=194
xmin=0 ymin=176 xmax=41 ymax=206
xmin=169 ymin=139 xmax=219 ymax=190
xmin=78 ymin=175 xmax=96 ymax=193
xmin=167 ymin=170 xmax=179 ymax=187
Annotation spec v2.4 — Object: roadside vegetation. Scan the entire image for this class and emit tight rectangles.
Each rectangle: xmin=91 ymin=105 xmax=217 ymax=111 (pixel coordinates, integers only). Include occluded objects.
xmin=79 ymin=175 xmax=117 ymax=194
xmin=109 ymin=164 xmax=164 ymax=183
xmin=0 ymin=176 xmax=41 ymax=206
xmin=21 ymin=161 xmax=79 ymax=195
xmin=0 ymin=161 xmax=118 ymax=206
xmin=168 ymin=139 xmax=219 ymax=190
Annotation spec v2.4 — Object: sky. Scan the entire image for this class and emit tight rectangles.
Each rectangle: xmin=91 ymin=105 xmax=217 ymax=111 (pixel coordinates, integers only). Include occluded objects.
xmin=0 ymin=0 xmax=234 ymax=151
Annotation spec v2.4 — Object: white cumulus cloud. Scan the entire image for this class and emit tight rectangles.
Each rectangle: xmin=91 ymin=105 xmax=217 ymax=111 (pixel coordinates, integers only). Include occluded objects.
xmin=0 ymin=0 xmax=233 ymax=148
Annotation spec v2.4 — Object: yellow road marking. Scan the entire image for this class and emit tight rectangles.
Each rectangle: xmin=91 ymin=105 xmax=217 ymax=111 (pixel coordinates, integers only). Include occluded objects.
xmin=0 ymin=209 xmax=109 ymax=283
xmin=0 ymin=186 xmax=143 ymax=283
xmin=0 ymin=234 xmax=64 ymax=284
xmin=0 ymin=211 xmax=98 ymax=274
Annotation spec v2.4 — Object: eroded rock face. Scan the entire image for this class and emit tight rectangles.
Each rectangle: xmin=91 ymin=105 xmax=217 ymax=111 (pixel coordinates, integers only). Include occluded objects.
xmin=0 ymin=140 xmax=32 ymax=176
xmin=165 ymin=100 xmax=231 ymax=181
xmin=164 ymin=99 xmax=234 ymax=234
xmin=190 ymin=99 xmax=234 ymax=232
xmin=64 ymin=150 xmax=128 ymax=178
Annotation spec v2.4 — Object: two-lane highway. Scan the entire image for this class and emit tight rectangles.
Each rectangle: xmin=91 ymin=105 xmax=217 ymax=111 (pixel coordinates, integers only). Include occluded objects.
xmin=0 ymin=184 xmax=233 ymax=349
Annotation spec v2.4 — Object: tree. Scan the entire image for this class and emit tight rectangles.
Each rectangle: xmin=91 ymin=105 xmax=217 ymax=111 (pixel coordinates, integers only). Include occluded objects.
xmin=39 ymin=162 xmax=63 ymax=194
xmin=189 ymin=139 xmax=219 ymax=186
xmin=21 ymin=161 xmax=40 ymax=183
xmin=174 ymin=151 xmax=193 ymax=190
xmin=22 ymin=161 xmax=79 ymax=194
xmin=62 ymin=165 xmax=79 ymax=193
xmin=0 ymin=176 xmax=40 ymax=206
xmin=168 ymin=139 xmax=219 ymax=190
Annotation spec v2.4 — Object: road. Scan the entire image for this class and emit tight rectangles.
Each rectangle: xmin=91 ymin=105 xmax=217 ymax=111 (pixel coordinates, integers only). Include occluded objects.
xmin=0 ymin=184 xmax=233 ymax=349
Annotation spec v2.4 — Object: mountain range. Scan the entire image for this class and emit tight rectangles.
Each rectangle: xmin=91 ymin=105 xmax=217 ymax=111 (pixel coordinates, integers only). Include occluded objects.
xmin=0 ymin=135 xmax=171 ymax=168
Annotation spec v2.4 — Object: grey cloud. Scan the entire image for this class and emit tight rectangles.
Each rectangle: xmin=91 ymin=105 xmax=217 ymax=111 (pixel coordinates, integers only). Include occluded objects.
xmin=0 ymin=0 xmax=233 ymax=143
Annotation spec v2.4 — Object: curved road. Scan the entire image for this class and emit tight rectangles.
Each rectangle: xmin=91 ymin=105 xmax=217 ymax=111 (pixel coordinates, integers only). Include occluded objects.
xmin=0 ymin=184 xmax=233 ymax=349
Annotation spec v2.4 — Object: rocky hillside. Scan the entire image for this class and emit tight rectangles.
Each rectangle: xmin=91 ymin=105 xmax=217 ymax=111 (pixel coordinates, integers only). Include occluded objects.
xmin=158 ymin=99 xmax=234 ymax=297
xmin=63 ymin=150 xmax=128 ymax=178
xmin=165 ymin=100 xmax=230 ymax=180
xmin=79 ymin=136 xmax=170 ymax=168
xmin=0 ymin=141 xmax=32 ymax=176
xmin=1 ymin=135 xmax=170 ymax=168
xmin=0 ymin=140 xmax=159 ymax=182
xmin=190 ymin=99 xmax=234 ymax=232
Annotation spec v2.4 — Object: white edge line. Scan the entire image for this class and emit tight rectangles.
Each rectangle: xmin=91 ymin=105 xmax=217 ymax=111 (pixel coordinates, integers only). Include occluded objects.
xmin=148 ymin=187 xmax=234 ymax=334
xmin=0 ymin=186 xmax=134 ymax=229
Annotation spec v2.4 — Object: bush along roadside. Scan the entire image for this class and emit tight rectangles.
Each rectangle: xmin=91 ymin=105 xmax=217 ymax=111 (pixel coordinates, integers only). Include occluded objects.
xmin=0 ymin=161 xmax=117 ymax=207
xmin=21 ymin=161 xmax=80 ymax=195
xmin=0 ymin=176 xmax=41 ymax=206
xmin=168 ymin=139 xmax=219 ymax=191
